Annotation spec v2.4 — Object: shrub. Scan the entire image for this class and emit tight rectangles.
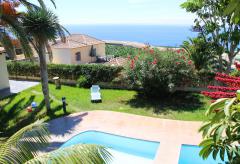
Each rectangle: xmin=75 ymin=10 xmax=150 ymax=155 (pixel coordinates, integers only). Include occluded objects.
xmin=126 ymin=48 xmax=196 ymax=97
xmin=7 ymin=62 xmax=123 ymax=85
xmin=106 ymin=44 xmax=137 ymax=57
xmin=201 ymin=62 xmax=240 ymax=99
xmin=77 ymin=76 xmax=88 ymax=88
xmin=201 ymin=72 xmax=240 ymax=99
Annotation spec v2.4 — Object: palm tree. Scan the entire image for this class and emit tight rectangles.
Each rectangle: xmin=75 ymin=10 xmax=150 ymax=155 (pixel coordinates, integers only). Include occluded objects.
xmin=1 ymin=0 xmax=64 ymax=112
xmin=0 ymin=120 xmax=111 ymax=163
xmin=21 ymin=8 xmax=66 ymax=112
xmin=181 ymin=37 xmax=218 ymax=71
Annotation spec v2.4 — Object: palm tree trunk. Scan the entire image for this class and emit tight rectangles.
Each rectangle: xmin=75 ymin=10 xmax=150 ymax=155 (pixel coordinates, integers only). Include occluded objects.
xmin=226 ymin=55 xmax=233 ymax=74
xmin=38 ymin=43 xmax=51 ymax=112
xmin=46 ymin=43 xmax=53 ymax=63
xmin=218 ymin=54 xmax=223 ymax=73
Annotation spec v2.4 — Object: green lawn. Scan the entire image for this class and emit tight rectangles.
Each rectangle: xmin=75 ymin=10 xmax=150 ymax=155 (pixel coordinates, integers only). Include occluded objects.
xmin=0 ymin=84 xmax=210 ymax=136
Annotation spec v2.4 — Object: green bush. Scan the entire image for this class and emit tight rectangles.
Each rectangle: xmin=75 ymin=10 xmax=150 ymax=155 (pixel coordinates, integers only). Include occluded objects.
xmin=77 ymin=76 xmax=88 ymax=88
xmin=126 ymin=49 xmax=196 ymax=97
xmin=106 ymin=44 xmax=137 ymax=57
xmin=7 ymin=62 xmax=123 ymax=84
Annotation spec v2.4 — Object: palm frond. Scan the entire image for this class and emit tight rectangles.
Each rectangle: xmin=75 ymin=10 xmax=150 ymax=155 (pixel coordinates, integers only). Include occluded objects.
xmin=18 ymin=0 xmax=40 ymax=10
xmin=0 ymin=137 xmax=7 ymax=147
xmin=25 ymin=144 xmax=112 ymax=164
xmin=22 ymin=8 xmax=68 ymax=46
xmin=18 ymin=0 xmax=56 ymax=10
xmin=0 ymin=120 xmax=50 ymax=164
xmin=37 ymin=0 xmax=56 ymax=9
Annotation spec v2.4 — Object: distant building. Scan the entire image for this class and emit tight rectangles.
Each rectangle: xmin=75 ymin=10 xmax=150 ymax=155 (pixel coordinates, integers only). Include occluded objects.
xmin=51 ymin=34 xmax=106 ymax=64
xmin=0 ymin=47 xmax=10 ymax=92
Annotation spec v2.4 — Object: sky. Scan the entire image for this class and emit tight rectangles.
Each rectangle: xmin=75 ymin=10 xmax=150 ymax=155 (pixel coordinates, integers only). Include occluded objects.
xmin=38 ymin=0 xmax=195 ymax=25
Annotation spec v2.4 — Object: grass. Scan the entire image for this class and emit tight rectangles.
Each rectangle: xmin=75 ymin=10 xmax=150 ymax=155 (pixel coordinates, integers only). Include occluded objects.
xmin=0 ymin=84 xmax=210 ymax=136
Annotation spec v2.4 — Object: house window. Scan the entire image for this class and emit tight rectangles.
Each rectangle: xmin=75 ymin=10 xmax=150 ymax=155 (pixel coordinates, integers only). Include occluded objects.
xmin=76 ymin=52 xmax=81 ymax=61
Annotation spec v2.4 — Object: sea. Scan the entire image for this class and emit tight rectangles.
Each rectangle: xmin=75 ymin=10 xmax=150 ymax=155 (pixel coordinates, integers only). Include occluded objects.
xmin=64 ymin=25 xmax=197 ymax=47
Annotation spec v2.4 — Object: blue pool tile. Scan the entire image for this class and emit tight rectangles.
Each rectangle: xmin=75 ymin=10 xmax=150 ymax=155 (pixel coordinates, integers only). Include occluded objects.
xmin=60 ymin=130 xmax=160 ymax=159
xmin=179 ymin=144 xmax=228 ymax=164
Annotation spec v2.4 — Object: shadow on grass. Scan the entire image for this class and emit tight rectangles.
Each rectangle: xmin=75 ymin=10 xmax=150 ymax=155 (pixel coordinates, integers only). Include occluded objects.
xmin=125 ymin=91 xmax=205 ymax=114
xmin=0 ymin=97 xmax=67 ymax=137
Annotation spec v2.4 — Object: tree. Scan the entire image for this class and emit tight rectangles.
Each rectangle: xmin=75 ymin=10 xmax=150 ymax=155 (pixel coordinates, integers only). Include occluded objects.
xmin=181 ymin=0 xmax=240 ymax=74
xmin=0 ymin=120 xmax=111 ymax=163
xmin=21 ymin=8 xmax=66 ymax=112
xmin=0 ymin=32 xmax=17 ymax=59
xmin=181 ymin=37 xmax=217 ymax=71
xmin=0 ymin=1 xmax=33 ymax=59
xmin=225 ymin=0 xmax=240 ymax=23
xmin=199 ymin=96 xmax=240 ymax=163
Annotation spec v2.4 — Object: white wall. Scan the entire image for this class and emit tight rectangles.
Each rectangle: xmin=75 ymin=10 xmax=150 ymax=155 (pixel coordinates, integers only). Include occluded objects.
xmin=51 ymin=43 xmax=106 ymax=65
xmin=52 ymin=48 xmax=72 ymax=64
xmin=71 ymin=43 xmax=106 ymax=64
xmin=0 ymin=54 xmax=10 ymax=90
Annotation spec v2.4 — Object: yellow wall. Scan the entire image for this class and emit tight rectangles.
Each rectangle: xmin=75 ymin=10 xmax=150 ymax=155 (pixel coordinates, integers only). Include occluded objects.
xmin=52 ymin=43 xmax=106 ymax=65
xmin=71 ymin=43 xmax=106 ymax=64
xmin=0 ymin=55 xmax=10 ymax=90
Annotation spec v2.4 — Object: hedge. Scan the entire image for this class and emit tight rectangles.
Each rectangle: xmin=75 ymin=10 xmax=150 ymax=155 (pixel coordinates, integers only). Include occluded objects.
xmin=7 ymin=62 xmax=123 ymax=84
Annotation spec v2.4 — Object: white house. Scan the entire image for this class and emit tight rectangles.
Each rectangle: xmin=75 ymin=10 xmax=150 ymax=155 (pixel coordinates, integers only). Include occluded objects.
xmin=0 ymin=47 xmax=10 ymax=92
xmin=51 ymin=34 xmax=106 ymax=64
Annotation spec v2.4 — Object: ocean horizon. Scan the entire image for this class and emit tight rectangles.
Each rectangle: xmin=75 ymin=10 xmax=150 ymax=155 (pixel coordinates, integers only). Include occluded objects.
xmin=64 ymin=24 xmax=197 ymax=47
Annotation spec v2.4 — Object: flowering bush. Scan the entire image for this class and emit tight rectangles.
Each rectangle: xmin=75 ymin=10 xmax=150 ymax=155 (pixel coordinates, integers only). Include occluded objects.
xmin=201 ymin=64 xmax=240 ymax=99
xmin=126 ymin=48 xmax=196 ymax=97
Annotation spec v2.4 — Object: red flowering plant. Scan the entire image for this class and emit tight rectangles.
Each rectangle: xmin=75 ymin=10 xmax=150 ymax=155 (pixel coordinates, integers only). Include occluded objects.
xmin=201 ymin=63 xmax=240 ymax=99
xmin=126 ymin=48 xmax=195 ymax=97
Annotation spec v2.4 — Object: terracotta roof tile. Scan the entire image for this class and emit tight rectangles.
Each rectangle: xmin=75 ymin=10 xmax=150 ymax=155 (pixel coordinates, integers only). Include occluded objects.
xmin=52 ymin=34 xmax=105 ymax=49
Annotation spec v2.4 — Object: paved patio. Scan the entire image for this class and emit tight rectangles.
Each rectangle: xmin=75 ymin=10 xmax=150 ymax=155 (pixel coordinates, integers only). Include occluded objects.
xmin=0 ymin=80 xmax=39 ymax=99
xmin=9 ymin=80 xmax=39 ymax=93
xmin=48 ymin=111 xmax=203 ymax=164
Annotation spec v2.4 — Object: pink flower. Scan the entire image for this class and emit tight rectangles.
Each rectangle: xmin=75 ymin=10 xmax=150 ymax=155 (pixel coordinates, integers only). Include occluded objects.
xmin=130 ymin=60 xmax=135 ymax=69
xmin=152 ymin=58 xmax=157 ymax=65
xmin=134 ymin=56 xmax=138 ymax=60
xmin=181 ymin=56 xmax=186 ymax=60
xmin=176 ymin=49 xmax=181 ymax=54
xmin=149 ymin=49 xmax=154 ymax=54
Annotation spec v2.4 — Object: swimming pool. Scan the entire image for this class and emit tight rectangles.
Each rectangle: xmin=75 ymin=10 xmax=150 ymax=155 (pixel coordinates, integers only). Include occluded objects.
xmin=60 ymin=130 xmax=160 ymax=163
xmin=179 ymin=144 xmax=227 ymax=164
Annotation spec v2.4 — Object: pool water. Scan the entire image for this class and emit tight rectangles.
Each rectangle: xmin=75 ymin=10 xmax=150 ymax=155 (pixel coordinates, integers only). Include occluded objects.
xmin=60 ymin=131 xmax=160 ymax=163
xmin=179 ymin=144 xmax=227 ymax=164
